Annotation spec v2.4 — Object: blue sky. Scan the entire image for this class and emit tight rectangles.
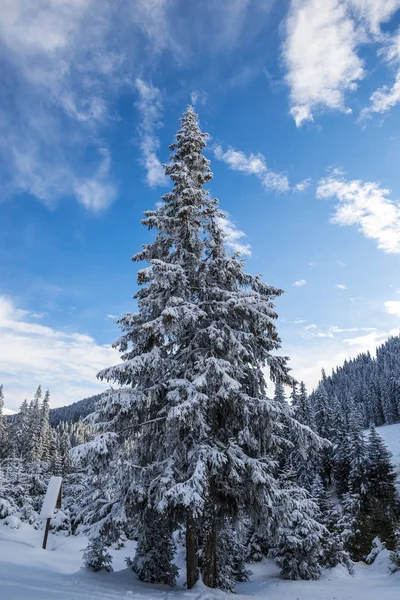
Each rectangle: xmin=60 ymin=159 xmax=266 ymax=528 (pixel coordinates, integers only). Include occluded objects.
xmin=1 ymin=0 xmax=400 ymax=410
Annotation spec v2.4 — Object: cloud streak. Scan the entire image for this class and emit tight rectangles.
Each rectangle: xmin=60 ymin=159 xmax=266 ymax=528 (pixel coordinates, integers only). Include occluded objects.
xmin=213 ymin=145 xmax=290 ymax=192
xmin=135 ymin=78 xmax=167 ymax=188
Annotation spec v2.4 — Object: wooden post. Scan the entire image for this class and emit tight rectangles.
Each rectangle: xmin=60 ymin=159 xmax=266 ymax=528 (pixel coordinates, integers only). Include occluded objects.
xmin=42 ymin=518 xmax=51 ymax=550
xmin=56 ymin=485 xmax=62 ymax=509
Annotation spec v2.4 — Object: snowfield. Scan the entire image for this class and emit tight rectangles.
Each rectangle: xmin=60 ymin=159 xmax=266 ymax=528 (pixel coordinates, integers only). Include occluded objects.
xmin=1 ymin=421 xmax=400 ymax=600
xmin=1 ymin=522 xmax=399 ymax=600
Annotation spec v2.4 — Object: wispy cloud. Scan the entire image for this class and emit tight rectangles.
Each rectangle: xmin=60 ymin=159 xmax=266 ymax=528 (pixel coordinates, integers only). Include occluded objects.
xmin=190 ymin=90 xmax=208 ymax=106
xmin=217 ymin=214 xmax=252 ymax=257
xmin=213 ymin=145 xmax=290 ymax=192
xmin=293 ymin=279 xmax=307 ymax=287
xmin=337 ymin=260 xmax=346 ymax=267
xmin=0 ymin=295 xmax=117 ymax=410
xmin=336 ymin=283 xmax=348 ymax=289
xmin=317 ymin=169 xmax=400 ymax=254
xmin=384 ymin=300 xmax=400 ymax=317
xmin=0 ymin=0 xmax=128 ymax=210
xmin=293 ymin=178 xmax=312 ymax=192
xmin=360 ymin=21 xmax=400 ymax=119
xmin=135 ymin=78 xmax=167 ymax=188
xmin=73 ymin=148 xmax=117 ymax=212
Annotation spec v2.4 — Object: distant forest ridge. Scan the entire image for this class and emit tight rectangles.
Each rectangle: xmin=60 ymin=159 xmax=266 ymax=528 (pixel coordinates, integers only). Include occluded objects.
xmin=8 ymin=334 xmax=399 ymax=429
xmin=311 ymin=334 xmax=400 ymax=428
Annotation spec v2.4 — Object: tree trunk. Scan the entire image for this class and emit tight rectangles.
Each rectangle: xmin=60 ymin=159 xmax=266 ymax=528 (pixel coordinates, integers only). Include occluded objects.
xmin=201 ymin=501 xmax=217 ymax=588
xmin=186 ymin=512 xmax=199 ymax=589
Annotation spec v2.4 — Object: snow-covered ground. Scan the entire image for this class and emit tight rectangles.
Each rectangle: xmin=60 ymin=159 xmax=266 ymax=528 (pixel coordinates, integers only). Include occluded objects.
xmin=1 ymin=422 xmax=399 ymax=600
xmin=1 ymin=521 xmax=399 ymax=600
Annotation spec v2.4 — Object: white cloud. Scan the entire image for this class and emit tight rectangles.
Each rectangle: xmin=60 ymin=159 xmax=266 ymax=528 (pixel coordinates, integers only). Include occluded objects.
xmin=0 ymin=295 xmax=118 ymax=410
xmin=135 ymin=78 xmax=167 ymax=188
xmin=384 ymin=300 xmax=400 ymax=317
xmin=305 ymin=324 xmax=317 ymax=330
xmin=293 ymin=178 xmax=312 ymax=192
xmin=351 ymin=296 xmax=364 ymax=302
xmin=337 ymin=260 xmax=346 ymax=266
xmin=336 ymin=283 xmax=348 ymax=289
xmin=217 ymin=215 xmax=252 ymax=257
xmin=343 ymin=329 xmax=398 ymax=347
xmin=328 ymin=325 xmax=376 ymax=333
xmin=283 ymin=0 xmax=400 ymax=125
xmin=106 ymin=314 xmax=119 ymax=320
xmin=213 ymin=145 xmax=290 ymax=192
xmin=190 ymin=90 xmax=208 ymax=106
xmin=294 ymin=318 xmax=307 ymax=323
xmin=293 ymin=279 xmax=307 ymax=287
xmin=283 ymin=0 xmax=364 ymax=126
xmin=317 ymin=170 xmax=400 ymax=254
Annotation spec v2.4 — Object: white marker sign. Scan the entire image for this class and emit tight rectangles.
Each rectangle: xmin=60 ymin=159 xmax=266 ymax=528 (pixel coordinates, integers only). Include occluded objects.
xmin=40 ymin=476 xmax=62 ymax=549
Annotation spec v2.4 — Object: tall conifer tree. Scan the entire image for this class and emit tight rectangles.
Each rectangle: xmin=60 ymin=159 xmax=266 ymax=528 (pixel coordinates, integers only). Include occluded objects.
xmin=83 ymin=106 xmax=321 ymax=589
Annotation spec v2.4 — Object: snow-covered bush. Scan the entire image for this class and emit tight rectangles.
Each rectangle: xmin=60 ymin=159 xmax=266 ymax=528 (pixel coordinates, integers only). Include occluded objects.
xmin=83 ymin=536 xmax=113 ymax=572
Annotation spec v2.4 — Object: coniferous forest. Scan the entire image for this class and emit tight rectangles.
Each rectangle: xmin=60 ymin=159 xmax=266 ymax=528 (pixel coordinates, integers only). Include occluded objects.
xmin=1 ymin=108 xmax=400 ymax=591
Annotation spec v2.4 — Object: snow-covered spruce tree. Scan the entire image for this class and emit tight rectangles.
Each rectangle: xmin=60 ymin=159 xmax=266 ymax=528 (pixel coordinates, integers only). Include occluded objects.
xmin=364 ymin=424 xmax=398 ymax=550
xmin=27 ymin=386 xmax=43 ymax=463
xmin=39 ymin=390 xmax=52 ymax=463
xmin=311 ymin=475 xmax=352 ymax=572
xmin=83 ymin=536 xmax=113 ymax=572
xmin=313 ymin=381 xmax=334 ymax=485
xmin=391 ymin=534 xmax=400 ymax=572
xmin=0 ymin=385 xmax=10 ymax=459
xmin=15 ymin=399 xmax=31 ymax=458
xmin=215 ymin=518 xmax=250 ymax=592
xmin=86 ymin=106 xmax=318 ymax=589
xmin=290 ymin=382 xmax=320 ymax=491
xmin=271 ymin=468 xmax=325 ymax=580
xmin=339 ymin=426 xmax=371 ymax=561
xmin=127 ymin=509 xmax=178 ymax=585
